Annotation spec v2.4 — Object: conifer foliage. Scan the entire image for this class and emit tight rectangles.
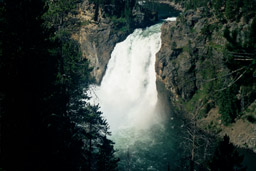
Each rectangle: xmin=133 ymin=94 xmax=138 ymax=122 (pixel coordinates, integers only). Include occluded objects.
xmin=208 ymin=136 xmax=246 ymax=171
xmin=0 ymin=0 xmax=118 ymax=170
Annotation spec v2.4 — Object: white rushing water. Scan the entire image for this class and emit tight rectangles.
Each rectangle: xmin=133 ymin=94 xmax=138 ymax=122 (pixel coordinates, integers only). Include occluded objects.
xmin=90 ymin=18 xmax=176 ymax=135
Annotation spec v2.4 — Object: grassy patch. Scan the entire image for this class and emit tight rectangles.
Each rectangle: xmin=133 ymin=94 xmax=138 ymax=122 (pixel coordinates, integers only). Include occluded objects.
xmin=119 ymin=25 xmax=128 ymax=32
xmin=206 ymin=121 xmax=222 ymax=134
xmin=80 ymin=20 xmax=91 ymax=26
xmin=209 ymin=42 xmax=224 ymax=52
xmin=182 ymin=45 xmax=190 ymax=53
xmin=185 ymin=88 xmax=207 ymax=112
xmin=184 ymin=59 xmax=217 ymax=118
xmin=111 ymin=16 xmax=126 ymax=25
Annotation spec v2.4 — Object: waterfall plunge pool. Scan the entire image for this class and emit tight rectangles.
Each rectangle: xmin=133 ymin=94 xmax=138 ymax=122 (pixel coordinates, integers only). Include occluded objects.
xmin=88 ymin=18 xmax=185 ymax=170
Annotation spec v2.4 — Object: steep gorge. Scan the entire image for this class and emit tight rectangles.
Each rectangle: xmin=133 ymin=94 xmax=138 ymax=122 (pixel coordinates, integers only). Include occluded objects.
xmin=76 ymin=0 xmax=256 ymax=168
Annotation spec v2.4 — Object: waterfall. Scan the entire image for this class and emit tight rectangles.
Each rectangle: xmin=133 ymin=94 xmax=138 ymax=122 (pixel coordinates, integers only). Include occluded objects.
xmin=90 ymin=17 xmax=177 ymax=135
xmin=89 ymin=18 xmax=179 ymax=170
xmin=90 ymin=24 xmax=159 ymax=132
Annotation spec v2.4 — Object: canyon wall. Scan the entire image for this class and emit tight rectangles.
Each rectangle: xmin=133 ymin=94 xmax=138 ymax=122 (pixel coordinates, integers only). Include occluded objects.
xmin=155 ymin=7 xmax=256 ymax=152
xmin=74 ymin=0 xmax=157 ymax=84
xmin=74 ymin=0 xmax=256 ymax=152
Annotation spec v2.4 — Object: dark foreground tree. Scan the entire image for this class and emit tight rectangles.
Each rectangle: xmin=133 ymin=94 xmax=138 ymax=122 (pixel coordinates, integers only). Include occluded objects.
xmin=0 ymin=0 xmax=118 ymax=170
xmin=208 ymin=135 xmax=246 ymax=171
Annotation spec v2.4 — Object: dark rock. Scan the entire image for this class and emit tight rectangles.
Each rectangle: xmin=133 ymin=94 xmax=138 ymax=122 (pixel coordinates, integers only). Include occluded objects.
xmin=155 ymin=8 xmax=226 ymax=103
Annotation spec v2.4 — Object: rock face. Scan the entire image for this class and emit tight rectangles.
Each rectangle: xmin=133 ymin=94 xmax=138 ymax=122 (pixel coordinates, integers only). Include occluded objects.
xmin=156 ymin=8 xmax=225 ymax=103
xmin=75 ymin=0 xmax=157 ymax=84
xmin=155 ymin=7 xmax=256 ymax=151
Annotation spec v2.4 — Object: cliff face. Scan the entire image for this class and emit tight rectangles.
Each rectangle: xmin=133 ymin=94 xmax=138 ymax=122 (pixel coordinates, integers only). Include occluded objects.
xmin=155 ymin=8 xmax=256 ymax=151
xmin=156 ymin=8 xmax=229 ymax=102
xmin=74 ymin=0 xmax=157 ymax=84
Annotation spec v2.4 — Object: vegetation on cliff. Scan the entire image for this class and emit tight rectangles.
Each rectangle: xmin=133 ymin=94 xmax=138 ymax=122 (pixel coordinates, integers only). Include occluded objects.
xmin=156 ymin=0 xmax=256 ymax=169
xmin=161 ymin=0 xmax=256 ymax=125
xmin=89 ymin=0 xmax=136 ymax=30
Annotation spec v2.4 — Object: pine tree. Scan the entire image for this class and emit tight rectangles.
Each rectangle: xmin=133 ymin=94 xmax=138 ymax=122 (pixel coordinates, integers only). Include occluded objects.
xmin=225 ymin=0 xmax=238 ymax=21
xmin=213 ymin=0 xmax=224 ymax=19
xmin=1 ymin=0 xmax=119 ymax=170
xmin=97 ymin=136 xmax=119 ymax=171
xmin=217 ymin=85 xmax=238 ymax=125
xmin=124 ymin=0 xmax=133 ymax=30
xmin=208 ymin=136 xmax=246 ymax=171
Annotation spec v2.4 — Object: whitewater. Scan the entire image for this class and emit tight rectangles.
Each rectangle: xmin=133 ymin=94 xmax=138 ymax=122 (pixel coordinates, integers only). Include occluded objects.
xmin=88 ymin=18 xmax=180 ymax=170
xmin=90 ymin=18 xmax=176 ymax=135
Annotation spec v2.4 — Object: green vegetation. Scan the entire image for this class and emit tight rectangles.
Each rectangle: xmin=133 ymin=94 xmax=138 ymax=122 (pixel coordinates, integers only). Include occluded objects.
xmin=171 ymin=41 xmax=177 ymax=49
xmin=89 ymin=0 xmax=136 ymax=29
xmin=164 ymin=0 xmax=256 ymax=169
xmin=220 ymin=16 xmax=256 ymax=124
xmin=80 ymin=20 xmax=91 ymax=26
xmin=225 ymin=0 xmax=238 ymax=20
xmin=217 ymin=85 xmax=239 ymax=125
xmin=0 ymin=0 xmax=118 ymax=170
xmin=201 ymin=22 xmax=219 ymax=40
xmin=169 ymin=0 xmax=256 ymax=22
xmin=206 ymin=121 xmax=222 ymax=134
xmin=175 ymin=0 xmax=256 ymax=125
xmin=109 ymin=16 xmax=128 ymax=31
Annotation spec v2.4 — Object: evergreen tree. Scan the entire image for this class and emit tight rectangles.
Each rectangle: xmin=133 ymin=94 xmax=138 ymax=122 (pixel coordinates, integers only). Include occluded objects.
xmin=42 ymin=0 xmax=81 ymax=31
xmin=225 ymin=0 xmax=238 ymax=20
xmin=124 ymin=0 xmax=133 ymax=30
xmin=208 ymin=136 xmax=246 ymax=171
xmin=213 ymin=0 xmax=224 ymax=19
xmin=97 ymin=136 xmax=119 ymax=171
xmin=217 ymin=85 xmax=238 ymax=125
xmin=0 ymin=0 xmax=119 ymax=170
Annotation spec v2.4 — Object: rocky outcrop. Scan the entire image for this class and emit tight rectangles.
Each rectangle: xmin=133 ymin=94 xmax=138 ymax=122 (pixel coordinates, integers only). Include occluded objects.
xmin=155 ymin=7 xmax=256 ymax=152
xmin=156 ymin=8 xmax=225 ymax=103
xmin=74 ymin=0 xmax=157 ymax=84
